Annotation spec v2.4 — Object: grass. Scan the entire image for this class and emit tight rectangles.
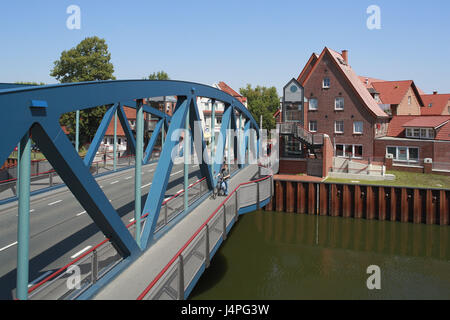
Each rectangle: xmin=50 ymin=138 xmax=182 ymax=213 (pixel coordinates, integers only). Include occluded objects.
xmin=325 ymin=170 xmax=450 ymax=190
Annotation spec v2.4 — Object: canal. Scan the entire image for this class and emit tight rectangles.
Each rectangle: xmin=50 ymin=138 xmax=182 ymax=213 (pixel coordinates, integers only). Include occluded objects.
xmin=190 ymin=211 xmax=450 ymax=300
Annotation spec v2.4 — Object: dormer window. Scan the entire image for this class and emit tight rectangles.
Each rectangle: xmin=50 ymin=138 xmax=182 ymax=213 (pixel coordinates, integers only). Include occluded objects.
xmin=323 ymin=77 xmax=330 ymax=89
xmin=405 ymin=127 xmax=435 ymax=139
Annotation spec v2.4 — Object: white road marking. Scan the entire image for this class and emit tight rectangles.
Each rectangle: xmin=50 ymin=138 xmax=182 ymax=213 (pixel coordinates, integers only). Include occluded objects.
xmin=76 ymin=211 xmax=86 ymax=216
xmin=110 ymin=181 xmax=119 ymax=185
xmin=147 ymin=169 xmax=154 ymax=173
xmin=125 ymin=176 xmax=132 ymax=180
xmin=30 ymin=209 xmax=35 ymax=213
xmin=129 ymin=218 xmax=135 ymax=222
xmin=70 ymin=246 xmax=92 ymax=259
xmin=141 ymin=183 xmax=152 ymax=189
xmin=48 ymin=200 xmax=62 ymax=206
xmin=0 ymin=242 xmax=18 ymax=253
xmin=171 ymin=170 xmax=183 ymax=176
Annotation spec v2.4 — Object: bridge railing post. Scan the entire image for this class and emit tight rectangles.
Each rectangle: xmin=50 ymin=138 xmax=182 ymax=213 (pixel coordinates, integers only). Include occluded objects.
xmin=164 ymin=203 xmax=168 ymax=226
xmin=91 ymin=249 xmax=98 ymax=284
xmin=49 ymin=172 xmax=53 ymax=187
xmin=222 ymin=205 xmax=227 ymax=241
xmin=177 ymin=255 xmax=184 ymax=300
xmin=235 ymin=189 xmax=239 ymax=222
xmin=205 ymin=225 xmax=210 ymax=268
xmin=257 ymin=181 xmax=260 ymax=210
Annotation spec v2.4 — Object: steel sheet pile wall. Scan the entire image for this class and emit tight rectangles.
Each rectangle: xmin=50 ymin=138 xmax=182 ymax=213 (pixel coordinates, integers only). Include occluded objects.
xmin=266 ymin=180 xmax=450 ymax=226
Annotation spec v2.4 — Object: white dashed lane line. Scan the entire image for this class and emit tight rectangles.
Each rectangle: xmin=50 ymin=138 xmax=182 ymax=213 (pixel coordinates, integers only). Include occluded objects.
xmin=0 ymin=241 xmax=18 ymax=253
xmin=110 ymin=181 xmax=119 ymax=185
xmin=48 ymin=200 xmax=62 ymax=206
xmin=70 ymin=246 xmax=92 ymax=259
xmin=76 ymin=211 xmax=86 ymax=217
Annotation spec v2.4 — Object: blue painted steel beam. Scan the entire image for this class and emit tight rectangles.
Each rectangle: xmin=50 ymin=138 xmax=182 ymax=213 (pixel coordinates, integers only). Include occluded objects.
xmin=84 ymin=104 xmax=118 ymax=167
xmin=143 ymin=119 xmax=164 ymax=164
xmin=30 ymin=124 xmax=140 ymax=257
xmin=140 ymin=97 xmax=190 ymax=249
xmin=190 ymin=97 xmax=214 ymax=190
xmin=0 ymin=80 xmax=258 ymax=167
xmin=213 ymin=105 xmax=233 ymax=178
xmin=116 ymin=104 xmax=136 ymax=156
xmin=120 ymin=100 xmax=170 ymax=121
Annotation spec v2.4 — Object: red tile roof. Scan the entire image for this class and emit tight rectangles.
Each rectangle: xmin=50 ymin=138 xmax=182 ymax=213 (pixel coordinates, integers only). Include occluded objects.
xmin=387 ymin=116 xmax=450 ymax=141
xmin=420 ymin=93 xmax=450 ymax=115
xmin=386 ymin=116 xmax=417 ymax=137
xmin=104 ymin=106 xmax=136 ymax=137
xmin=299 ymin=48 xmax=388 ymax=118
xmin=403 ymin=116 xmax=450 ymax=129
xmin=436 ymin=121 xmax=450 ymax=141
xmin=358 ymin=76 xmax=385 ymax=89
xmin=217 ymin=81 xmax=247 ymax=104
xmin=326 ymin=48 xmax=388 ymax=118
xmin=371 ymin=80 xmax=424 ymax=106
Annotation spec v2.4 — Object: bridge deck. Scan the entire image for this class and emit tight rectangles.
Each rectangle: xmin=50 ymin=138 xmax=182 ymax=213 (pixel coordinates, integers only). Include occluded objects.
xmin=94 ymin=165 xmax=260 ymax=300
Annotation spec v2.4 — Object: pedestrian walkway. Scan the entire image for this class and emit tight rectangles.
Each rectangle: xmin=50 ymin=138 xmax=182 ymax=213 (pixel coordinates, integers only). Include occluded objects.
xmin=93 ymin=165 xmax=269 ymax=300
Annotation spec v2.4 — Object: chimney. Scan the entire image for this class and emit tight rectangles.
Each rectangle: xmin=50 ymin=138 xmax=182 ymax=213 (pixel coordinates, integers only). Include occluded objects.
xmin=433 ymin=91 xmax=438 ymax=95
xmin=342 ymin=50 xmax=348 ymax=64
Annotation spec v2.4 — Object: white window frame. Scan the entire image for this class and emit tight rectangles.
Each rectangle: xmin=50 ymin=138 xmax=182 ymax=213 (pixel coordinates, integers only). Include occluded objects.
xmin=309 ymin=98 xmax=318 ymax=111
xmin=335 ymin=97 xmax=344 ymax=110
xmin=323 ymin=77 xmax=330 ymax=89
xmin=405 ymin=127 xmax=435 ymax=139
xmin=335 ymin=144 xmax=363 ymax=159
xmin=353 ymin=121 xmax=363 ymax=134
xmin=386 ymin=146 xmax=420 ymax=163
xmin=335 ymin=120 xmax=344 ymax=134
xmin=309 ymin=120 xmax=318 ymax=133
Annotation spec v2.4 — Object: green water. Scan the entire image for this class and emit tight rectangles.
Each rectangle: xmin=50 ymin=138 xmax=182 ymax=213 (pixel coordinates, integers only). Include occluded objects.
xmin=190 ymin=211 xmax=450 ymax=300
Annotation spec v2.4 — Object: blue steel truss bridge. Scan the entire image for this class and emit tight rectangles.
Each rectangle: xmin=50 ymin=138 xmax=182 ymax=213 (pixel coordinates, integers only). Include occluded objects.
xmin=0 ymin=80 xmax=278 ymax=300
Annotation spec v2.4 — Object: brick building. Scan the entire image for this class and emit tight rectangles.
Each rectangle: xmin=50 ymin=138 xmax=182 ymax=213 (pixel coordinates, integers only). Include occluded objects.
xmin=297 ymin=47 xmax=389 ymax=160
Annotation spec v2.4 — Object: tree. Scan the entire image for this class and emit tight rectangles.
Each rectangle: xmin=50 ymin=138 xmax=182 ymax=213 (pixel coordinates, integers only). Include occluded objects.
xmin=239 ymin=85 xmax=280 ymax=130
xmin=148 ymin=71 xmax=170 ymax=80
xmin=50 ymin=36 xmax=116 ymax=144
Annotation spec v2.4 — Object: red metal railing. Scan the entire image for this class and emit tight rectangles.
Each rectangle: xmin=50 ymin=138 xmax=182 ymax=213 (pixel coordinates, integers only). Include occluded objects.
xmin=137 ymin=167 xmax=273 ymax=300
xmin=27 ymin=176 xmax=206 ymax=296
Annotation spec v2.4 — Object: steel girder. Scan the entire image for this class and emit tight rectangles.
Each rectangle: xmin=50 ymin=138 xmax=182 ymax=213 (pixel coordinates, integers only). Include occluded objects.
xmin=0 ymin=80 xmax=260 ymax=257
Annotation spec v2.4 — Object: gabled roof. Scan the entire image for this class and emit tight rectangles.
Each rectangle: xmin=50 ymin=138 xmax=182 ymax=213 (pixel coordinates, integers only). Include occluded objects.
xmin=371 ymin=80 xmax=424 ymax=106
xmin=403 ymin=116 xmax=450 ymax=129
xmin=217 ymin=81 xmax=247 ymax=104
xmin=386 ymin=116 xmax=417 ymax=137
xmin=297 ymin=53 xmax=319 ymax=85
xmin=300 ymin=47 xmax=388 ymax=118
xmin=436 ymin=121 xmax=450 ymax=141
xmin=421 ymin=93 xmax=450 ymax=115
xmin=358 ymin=76 xmax=386 ymax=89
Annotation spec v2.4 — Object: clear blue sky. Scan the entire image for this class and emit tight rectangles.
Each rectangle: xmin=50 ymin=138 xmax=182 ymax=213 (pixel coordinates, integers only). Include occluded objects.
xmin=0 ymin=0 xmax=449 ymax=95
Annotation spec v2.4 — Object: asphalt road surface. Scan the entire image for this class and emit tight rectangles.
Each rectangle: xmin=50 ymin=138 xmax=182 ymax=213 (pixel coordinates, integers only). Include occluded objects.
xmin=0 ymin=161 xmax=203 ymax=300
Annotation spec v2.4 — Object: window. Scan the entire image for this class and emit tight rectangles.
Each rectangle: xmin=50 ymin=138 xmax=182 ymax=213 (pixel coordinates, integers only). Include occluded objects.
xmin=335 ymin=120 xmax=344 ymax=133
xmin=386 ymin=146 xmax=419 ymax=163
xmin=323 ymin=77 xmax=330 ymax=88
xmin=309 ymin=98 xmax=318 ymax=111
xmin=335 ymin=97 xmax=344 ymax=110
xmin=405 ymin=127 xmax=435 ymax=139
xmin=336 ymin=144 xmax=363 ymax=159
xmin=353 ymin=121 xmax=363 ymax=134
xmin=408 ymin=96 xmax=412 ymax=105
xmin=309 ymin=120 xmax=317 ymax=132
